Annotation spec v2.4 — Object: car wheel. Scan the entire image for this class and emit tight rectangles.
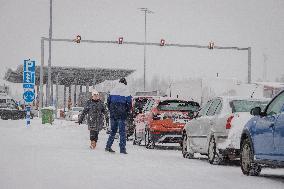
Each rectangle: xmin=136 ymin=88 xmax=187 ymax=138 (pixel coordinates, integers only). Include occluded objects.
xmin=182 ymin=132 xmax=194 ymax=159
xmin=208 ymin=136 xmax=221 ymax=165
xmin=133 ymin=129 xmax=138 ymax=145
xmin=240 ymin=138 xmax=262 ymax=176
xmin=145 ymin=129 xmax=155 ymax=149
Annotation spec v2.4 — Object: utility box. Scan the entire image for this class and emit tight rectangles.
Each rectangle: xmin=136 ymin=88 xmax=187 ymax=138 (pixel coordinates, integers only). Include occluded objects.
xmin=41 ymin=107 xmax=54 ymax=124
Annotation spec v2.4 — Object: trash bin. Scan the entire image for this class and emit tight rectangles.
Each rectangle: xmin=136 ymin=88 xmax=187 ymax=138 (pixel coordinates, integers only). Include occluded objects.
xmin=41 ymin=107 xmax=54 ymax=124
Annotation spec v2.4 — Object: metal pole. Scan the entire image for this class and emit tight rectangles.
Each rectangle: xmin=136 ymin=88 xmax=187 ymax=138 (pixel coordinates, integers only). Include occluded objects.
xmin=63 ymin=85 xmax=66 ymax=112
xmin=47 ymin=0 xmax=53 ymax=106
xmin=248 ymin=47 xmax=251 ymax=84
xmin=143 ymin=10 xmax=147 ymax=91
xmin=74 ymin=84 xmax=77 ymax=107
xmin=39 ymin=38 xmax=44 ymax=117
xmin=55 ymin=74 xmax=59 ymax=118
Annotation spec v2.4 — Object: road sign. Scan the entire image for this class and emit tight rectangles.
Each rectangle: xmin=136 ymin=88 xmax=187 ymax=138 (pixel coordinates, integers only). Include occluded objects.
xmin=23 ymin=71 xmax=35 ymax=84
xmin=24 ymin=60 xmax=35 ymax=72
xmin=23 ymin=84 xmax=34 ymax=89
xmin=23 ymin=59 xmax=36 ymax=90
xmin=23 ymin=90 xmax=35 ymax=103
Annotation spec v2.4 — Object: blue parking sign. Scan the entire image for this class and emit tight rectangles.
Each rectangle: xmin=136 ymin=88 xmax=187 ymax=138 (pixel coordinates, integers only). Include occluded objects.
xmin=24 ymin=60 xmax=35 ymax=72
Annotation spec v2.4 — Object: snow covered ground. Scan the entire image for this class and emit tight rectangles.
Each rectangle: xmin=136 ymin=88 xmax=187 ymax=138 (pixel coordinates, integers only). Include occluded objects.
xmin=0 ymin=118 xmax=283 ymax=189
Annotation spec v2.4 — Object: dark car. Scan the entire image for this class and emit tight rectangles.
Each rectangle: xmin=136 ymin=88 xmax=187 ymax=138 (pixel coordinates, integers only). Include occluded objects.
xmin=0 ymin=98 xmax=26 ymax=120
xmin=240 ymin=90 xmax=284 ymax=176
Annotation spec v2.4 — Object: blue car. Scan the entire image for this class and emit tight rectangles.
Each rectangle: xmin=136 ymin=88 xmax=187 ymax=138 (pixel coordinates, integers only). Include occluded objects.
xmin=240 ymin=90 xmax=284 ymax=176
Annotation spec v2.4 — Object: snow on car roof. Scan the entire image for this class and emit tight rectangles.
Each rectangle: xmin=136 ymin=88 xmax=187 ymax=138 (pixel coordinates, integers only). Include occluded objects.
xmin=217 ymin=96 xmax=270 ymax=101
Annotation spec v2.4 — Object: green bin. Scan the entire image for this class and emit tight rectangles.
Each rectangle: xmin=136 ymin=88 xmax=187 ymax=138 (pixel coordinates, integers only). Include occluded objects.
xmin=41 ymin=108 xmax=54 ymax=124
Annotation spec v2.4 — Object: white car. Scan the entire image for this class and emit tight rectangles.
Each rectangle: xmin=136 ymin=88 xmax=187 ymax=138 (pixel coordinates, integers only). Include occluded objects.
xmin=182 ymin=96 xmax=269 ymax=164
xmin=65 ymin=107 xmax=84 ymax=121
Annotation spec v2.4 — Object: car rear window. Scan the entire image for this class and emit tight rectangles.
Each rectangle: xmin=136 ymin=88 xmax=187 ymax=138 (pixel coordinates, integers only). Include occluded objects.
xmin=230 ymin=100 xmax=269 ymax=113
xmin=157 ymin=100 xmax=200 ymax=112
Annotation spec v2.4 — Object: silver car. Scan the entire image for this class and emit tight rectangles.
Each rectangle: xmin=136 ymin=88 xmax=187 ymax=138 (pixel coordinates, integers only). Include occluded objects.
xmin=182 ymin=96 xmax=269 ymax=164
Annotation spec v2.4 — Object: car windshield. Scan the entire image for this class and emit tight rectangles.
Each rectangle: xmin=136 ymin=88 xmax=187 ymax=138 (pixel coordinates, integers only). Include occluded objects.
xmin=157 ymin=100 xmax=200 ymax=112
xmin=72 ymin=107 xmax=83 ymax=112
xmin=230 ymin=100 xmax=269 ymax=113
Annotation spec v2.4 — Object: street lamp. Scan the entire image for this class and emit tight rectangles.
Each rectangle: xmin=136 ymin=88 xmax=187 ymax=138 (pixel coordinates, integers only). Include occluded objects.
xmin=139 ymin=8 xmax=154 ymax=91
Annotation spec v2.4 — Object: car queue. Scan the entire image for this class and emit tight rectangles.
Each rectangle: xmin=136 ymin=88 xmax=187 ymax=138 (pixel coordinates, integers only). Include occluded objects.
xmin=63 ymin=89 xmax=284 ymax=176
xmin=131 ymin=90 xmax=284 ymax=176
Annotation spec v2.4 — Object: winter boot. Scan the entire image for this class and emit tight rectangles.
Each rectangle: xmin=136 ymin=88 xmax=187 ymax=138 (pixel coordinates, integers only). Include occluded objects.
xmin=120 ymin=149 xmax=128 ymax=154
xmin=105 ymin=147 xmax=115 ymax=153
xmin=90 ymin=141 xmax=96 ymax=149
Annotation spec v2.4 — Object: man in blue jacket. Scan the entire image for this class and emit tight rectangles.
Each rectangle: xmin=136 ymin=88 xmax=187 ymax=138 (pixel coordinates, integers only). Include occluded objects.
xmin=105 ymin=78 xmax=132 ymax=154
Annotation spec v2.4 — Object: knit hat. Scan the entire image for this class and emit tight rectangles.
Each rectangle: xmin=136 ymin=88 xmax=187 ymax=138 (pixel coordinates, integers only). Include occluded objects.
xmin=92 ymin=89 xmax=99 ymax=95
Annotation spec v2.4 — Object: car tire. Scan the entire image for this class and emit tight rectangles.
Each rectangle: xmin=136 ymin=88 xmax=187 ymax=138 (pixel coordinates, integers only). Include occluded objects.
xmin=145 ymin=129 xmax=155 ymax=149
xmin=182 ymin=132 xmax=194 ymax=159
xmin=208 ymin=136 xmax=221 ymax=165
xmin=133 ymin=129 xmax=139 ymax=145
xmin=240 ymin=138 xmax=262 ymax=176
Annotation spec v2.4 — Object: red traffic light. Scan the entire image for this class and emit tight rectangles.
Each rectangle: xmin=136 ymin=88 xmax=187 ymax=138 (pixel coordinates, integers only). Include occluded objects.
xmin=74 ymin=35 xmax=81 ymax=43
xmin=118 ymin=37 xmax=123 ymax=44
xmin=160 ymin=39 xmax=165 ymax=46
xmin=208 ymin=41 xmax=214 ymax=49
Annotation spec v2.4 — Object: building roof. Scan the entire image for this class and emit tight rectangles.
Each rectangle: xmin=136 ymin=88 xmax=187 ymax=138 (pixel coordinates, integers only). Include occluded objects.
xmin=4 ymin=65 xmax=135 ymax=86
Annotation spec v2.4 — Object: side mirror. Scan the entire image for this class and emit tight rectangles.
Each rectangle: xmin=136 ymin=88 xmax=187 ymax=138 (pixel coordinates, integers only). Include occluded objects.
xmin=250 ymin=107 xmax=261 ymax=116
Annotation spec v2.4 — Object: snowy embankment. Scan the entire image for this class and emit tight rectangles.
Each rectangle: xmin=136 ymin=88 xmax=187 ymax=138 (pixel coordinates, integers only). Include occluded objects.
xmin=0 ymin=118 xmax=283 ymax=189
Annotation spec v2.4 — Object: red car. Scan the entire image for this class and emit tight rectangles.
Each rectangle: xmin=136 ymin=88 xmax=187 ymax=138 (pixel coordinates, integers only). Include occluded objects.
xmin=133 ymin=98 xmax=200 ymax=148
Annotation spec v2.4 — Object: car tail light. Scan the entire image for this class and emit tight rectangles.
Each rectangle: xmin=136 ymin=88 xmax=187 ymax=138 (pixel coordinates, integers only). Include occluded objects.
xmin=225 ymin=115 xmax=234 ymax=129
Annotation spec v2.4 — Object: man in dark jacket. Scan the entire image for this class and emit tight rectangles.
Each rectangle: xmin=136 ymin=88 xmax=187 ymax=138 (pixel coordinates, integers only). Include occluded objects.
xmin=78 ymin=89 xmax=109 ymax=149
xmin=105 ymin=78 xmax=132 ymax=154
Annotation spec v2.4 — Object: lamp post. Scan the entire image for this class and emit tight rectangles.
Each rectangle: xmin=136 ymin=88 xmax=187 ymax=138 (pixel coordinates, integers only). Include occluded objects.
xmin=47 ymin=0 xmax=53 ymax=106
xmin=139 ymin=8 xmax=153 ymax=91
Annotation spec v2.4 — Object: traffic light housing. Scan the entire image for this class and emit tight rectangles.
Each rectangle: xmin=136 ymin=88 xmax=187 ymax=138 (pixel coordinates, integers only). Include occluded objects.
xmin=160 ymin=39 xmax=165 ymax=46
xmin=75 ymin=35 xmax=81 ymax=43
xmin=208 ymin=41 xmax=214 ymax=49
xmin=118 ymin=37 xmax=123 ymax=44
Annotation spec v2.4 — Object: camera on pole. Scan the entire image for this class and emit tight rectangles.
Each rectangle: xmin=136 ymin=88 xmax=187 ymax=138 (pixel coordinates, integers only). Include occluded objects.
xmin=208 ymin=41 xmax=214 ymax=49
xmin=74 ymin=35 xmax=81 ymax=43
xmin=118 ymin=37 xmax=123 ymax=44
xmin=160 ymin=39 xmax=165 ymax=46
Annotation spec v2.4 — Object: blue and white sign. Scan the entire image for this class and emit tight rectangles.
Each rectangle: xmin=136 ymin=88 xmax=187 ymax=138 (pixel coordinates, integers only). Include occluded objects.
xmin=23 ymin=71 xmax=35 ymax=84
xmin=24 ymin=60 xmax=35 ymax=72
xmin=23 ymin=59 xmax=36 ymax=103
xmin=23 ymin=60 xmax=36 ymax=89
xmin=23 ymin=90 xmax=35 ymax=103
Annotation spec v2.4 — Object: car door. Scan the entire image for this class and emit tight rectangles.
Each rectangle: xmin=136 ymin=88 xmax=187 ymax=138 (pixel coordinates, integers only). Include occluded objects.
xmin=253 ymin=91 xmax=284 ymax=160
xmin=199 ymin=99 xmax=221 ymax=151
xmin=270 ymin=91 xmax=284 ymax=159
xmin=188 ymin=100 xmax=212 ymax=152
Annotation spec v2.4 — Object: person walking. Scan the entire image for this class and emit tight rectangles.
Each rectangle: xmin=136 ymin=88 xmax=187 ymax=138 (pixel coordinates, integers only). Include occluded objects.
xmin=78 ymin=89 xmax=109 ymax=149
xmin=105 ymin=78 xmax=132 ymax=154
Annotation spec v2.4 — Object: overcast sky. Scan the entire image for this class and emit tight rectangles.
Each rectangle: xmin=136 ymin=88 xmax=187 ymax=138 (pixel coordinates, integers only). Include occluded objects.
xmin=0 ymin=0 xmax=283 ymax=84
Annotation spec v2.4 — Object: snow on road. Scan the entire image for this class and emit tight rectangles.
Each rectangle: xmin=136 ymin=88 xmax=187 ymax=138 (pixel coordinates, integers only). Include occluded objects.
xmin=0 ymin=118 xmax=283 ymax=189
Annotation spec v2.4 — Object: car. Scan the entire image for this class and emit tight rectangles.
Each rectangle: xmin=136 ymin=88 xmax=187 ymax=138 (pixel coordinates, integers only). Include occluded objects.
xmin=65 ymin=107 xmax=84 ymax=121
xmin=182 ymin=96 xmax=269 ymax=164
xmin=240 ymin=90 xmax=284 ymax=176
xmin=133 ymin=97 xmax=200 ymax=148
xmin=0 ymin=95 xmax=26 ymax=120
xmin=126 ymin=96 xmax=161 ymax=138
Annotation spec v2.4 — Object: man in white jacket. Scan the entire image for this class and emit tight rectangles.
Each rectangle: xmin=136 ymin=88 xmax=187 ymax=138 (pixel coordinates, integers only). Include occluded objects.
xmin=105 ymin=78 xmax=132 ymax=154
